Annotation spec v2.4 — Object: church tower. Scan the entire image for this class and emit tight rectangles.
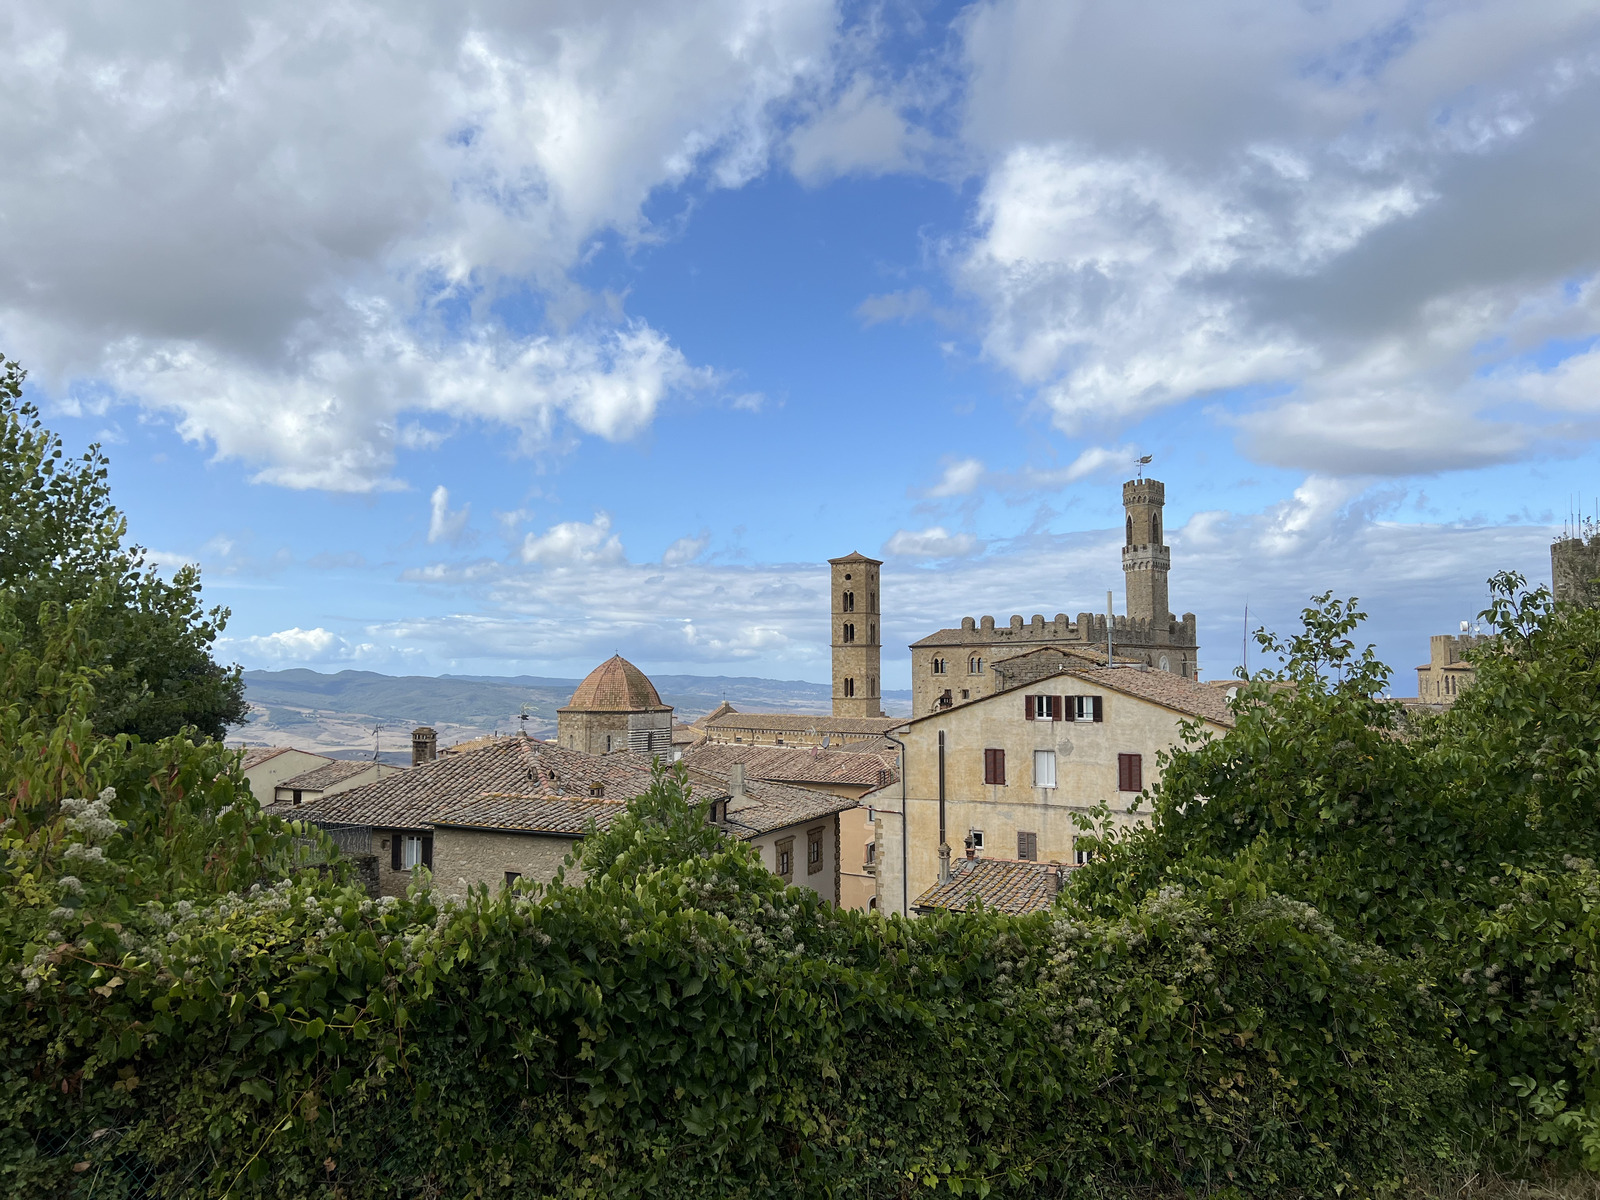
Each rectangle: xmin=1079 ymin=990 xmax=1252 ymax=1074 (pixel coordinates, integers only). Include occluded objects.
xmin=829 ymin=552 xmax=883 ymax=717
xmin=1122 ymin=478 xmax=1171 ymax=626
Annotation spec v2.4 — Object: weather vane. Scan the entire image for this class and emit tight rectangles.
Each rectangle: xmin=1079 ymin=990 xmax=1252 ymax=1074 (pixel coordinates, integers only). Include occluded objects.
xmin=1136 ymin=453 xmax=1153 ymax=479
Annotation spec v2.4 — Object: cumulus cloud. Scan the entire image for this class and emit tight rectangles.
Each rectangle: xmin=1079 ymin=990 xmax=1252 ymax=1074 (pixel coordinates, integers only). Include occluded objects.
xmin=662 ymin=532 xmax=711 ymax=566
xmin=952 ymin=0 xmax=1600 ymax=476
xmin=428 ymin=486 xmax=470 ymax=546
xmin=924 ymin=457 xmax=986 ymax=498
xmin=883 ymin=526 xmax=981 ymax=559
xmin=0 ymin=0 xmax=837 ymax=490
xmin=230 ymin=627 xmax=356 ymax=663
xmin=520 ymin=512 xmax=626 ymax=567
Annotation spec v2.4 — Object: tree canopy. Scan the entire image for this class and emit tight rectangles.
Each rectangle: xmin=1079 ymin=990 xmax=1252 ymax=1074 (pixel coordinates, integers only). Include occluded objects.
xmin=0 ymin=354 xmax=246 ymax=741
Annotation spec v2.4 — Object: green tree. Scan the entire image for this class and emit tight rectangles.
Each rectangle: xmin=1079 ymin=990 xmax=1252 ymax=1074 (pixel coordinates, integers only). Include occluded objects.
xmin=0 ymin=354 xmax=246 ymax=740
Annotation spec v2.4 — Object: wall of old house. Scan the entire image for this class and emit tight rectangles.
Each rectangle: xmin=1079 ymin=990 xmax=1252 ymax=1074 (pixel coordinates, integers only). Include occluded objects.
xmin=885 ymin=679 xmax=1225 ymax=912
xmin=747 ymin=814 xmax=840 ymax=905
xmin=430 ymin=828 xmax=586 ymax=902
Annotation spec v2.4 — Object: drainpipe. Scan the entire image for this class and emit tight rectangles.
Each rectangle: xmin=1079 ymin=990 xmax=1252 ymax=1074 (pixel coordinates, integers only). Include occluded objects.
xmin=884 ymin=729 xmax=910 ymax=918
xmin=937 ymin=729 xmax=951 ymax=884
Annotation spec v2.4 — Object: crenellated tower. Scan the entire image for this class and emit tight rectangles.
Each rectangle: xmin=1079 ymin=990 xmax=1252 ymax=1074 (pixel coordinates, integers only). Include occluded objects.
xmin=829 ymin=552 xmax=883 ymax=717
xmin=1122 ymin=479 xmax=1171 ymax=626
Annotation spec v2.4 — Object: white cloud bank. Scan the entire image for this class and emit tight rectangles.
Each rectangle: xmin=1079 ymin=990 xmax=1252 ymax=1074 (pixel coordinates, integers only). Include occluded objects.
xmin=0 ymin=0 xmax=838 ymax=491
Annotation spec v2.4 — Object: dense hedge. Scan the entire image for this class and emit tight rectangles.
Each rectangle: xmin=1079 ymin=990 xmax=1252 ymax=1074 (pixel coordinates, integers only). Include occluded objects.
xmin=4 ymin=575 xmax=1600 ymax=1197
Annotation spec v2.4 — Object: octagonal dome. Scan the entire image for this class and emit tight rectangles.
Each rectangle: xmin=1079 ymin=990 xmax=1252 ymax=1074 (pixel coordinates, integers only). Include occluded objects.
xmin=561 ymin=654 xmax=670 ymax=713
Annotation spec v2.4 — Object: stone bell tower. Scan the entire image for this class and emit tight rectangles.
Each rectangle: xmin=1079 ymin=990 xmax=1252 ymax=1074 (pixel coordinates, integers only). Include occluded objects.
xmin=1122 ymin=478 xmax=1171 ymax=625
xmin=829 ymin=552 xmax=883 ymax=717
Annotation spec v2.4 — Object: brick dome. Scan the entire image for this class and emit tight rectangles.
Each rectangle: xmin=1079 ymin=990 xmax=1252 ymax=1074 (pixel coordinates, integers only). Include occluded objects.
xmin=563 ymin=654 xmax=669 ymax=713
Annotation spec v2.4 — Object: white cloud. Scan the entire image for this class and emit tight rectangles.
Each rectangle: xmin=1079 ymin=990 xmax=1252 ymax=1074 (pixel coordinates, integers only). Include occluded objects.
xmin=924 ymin=457 xmax=986 ymax=497
xmin=883 ymin=526 xmax=981 ymax=559
xmin=428 ymin=486 xmax=470 ymax=546
xmin=520 ymin=512 xmax=626 ymax=567
xmin=0 ymin=0 xmax=838 ymax=490
xmin=789 ymin=77 xmax=923 ymax=183
xmin=662 ymin=532 xmax=711 ymax=566
xmin=232 ymin=627 xmax=349 ymax=662
xmin=952 ymin=0 xmax=1600 ymax=476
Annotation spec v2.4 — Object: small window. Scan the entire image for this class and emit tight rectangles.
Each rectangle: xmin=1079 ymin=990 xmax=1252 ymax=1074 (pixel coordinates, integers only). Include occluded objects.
xmin=1126 ymin=515 xmax=1133 ymax=545
xmin=983 ymin=748 xmax=1006 ymax=785
xmin=1118 ymin=753 xmax=1143 ymax=793
xmin=844 ymin=677 xmax=856 ymax=698
xmin=869 ymin=676 xmax=877 ymax=697
xmin=1017 ymin=831 xmax=1038 ymax=861
xmin=843 ymin=623 xmax=855 ymax=643
xmin=1071 ymin=695 xmax=1103 ymax=722
xmin=869 ymin=591 xmax=876 ymax=611
xmin=776 ymin=838 xmax=795 ymax=880
xmin=1152 ymin=512 xmax=1161 ymax=544
xmin=1033 ymin=750 xmax=1057 ymax=789
xmin=866 ymin=841 xmax=876 ymax=864
xmin=504 ymin=871 xmax=521 ymax=887
xmin=292 ymin=789 xmax=302 ymax=806
xmin=605 ymin=734 xmax=612 ymax=752
xmin=960 ymin=689 xmax=969 ymax=700
xmin=931 ymin=656 xmax=946 ymax=674
xmin=868 ymin=623 xmax=876 ymax=643
xmin=1074 ymin=844 xmax=1092 ymax=866
xmin=402 ymin=835 xmax=425 ymax=869
xmin=968 ymin=656 xmax=984 ymax=674
xmin=807 ymin=828 xmax=824 ymax=874
xmin=843 ymin=591 xmax=855 ymax=612
xmin=970 ymin=829 xmax=985 ymax=851
xmin=589 ymin=781 xmax=605 ymax=797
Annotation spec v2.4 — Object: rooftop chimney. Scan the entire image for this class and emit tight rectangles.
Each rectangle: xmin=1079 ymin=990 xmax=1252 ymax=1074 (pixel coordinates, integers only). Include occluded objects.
xmin=727 ymin=761 xmax=755 ymax=813
xmin=411 ymin=726 xmax=437 ymax=767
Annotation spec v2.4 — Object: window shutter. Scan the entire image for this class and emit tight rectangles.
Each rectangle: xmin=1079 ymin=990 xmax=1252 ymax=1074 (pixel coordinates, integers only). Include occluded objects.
xmin=995 ymin=749 xmax=1005 ymax=785
xmin=1018 ymin=831 xmax=1037 ymax=861
xmin=390 ymin=834 xmax=402 ymax=871
xmin=422 ymin=835 xmax=434 ymax=868
xmin=1050 ymin=695 xmax=1062 ymax=721
xmin=1063 ymin=696 xmax=1076 ymax=723
xmin=1129 ymin=754 xmax=1142 ymax=792
xmin=1092 ymin=696 xmax=1104 ymax=723
xmin=1024 ymin=695 xmax=1035 ymax=720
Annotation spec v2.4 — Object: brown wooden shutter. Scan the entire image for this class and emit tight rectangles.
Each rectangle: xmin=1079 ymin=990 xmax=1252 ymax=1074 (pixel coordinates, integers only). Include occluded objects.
xmin=1050 ymin=695 xmax=1062 ymax=721
xmin=1018 ymin=831 xmax=1037 ymax=861
xmin=1024 ymin=695 xmax=1035 ymax=720
xmin=1118 ymin=753 xmax=1143 ymax=792
xmin=984 ymin=749 xmax=1006 ymax=785
xmin=1092 ymin=696 xmax=1104 ymax=723
xmin=1063 ymin=696 xmax=1076 ymax=723
xmin=390 ymin=834 xmax=402 ymax=871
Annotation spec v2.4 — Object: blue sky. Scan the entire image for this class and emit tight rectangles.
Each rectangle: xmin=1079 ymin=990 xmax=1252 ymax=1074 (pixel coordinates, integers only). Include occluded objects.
xmin=5 ymin=0 xmax=1600 ymax=695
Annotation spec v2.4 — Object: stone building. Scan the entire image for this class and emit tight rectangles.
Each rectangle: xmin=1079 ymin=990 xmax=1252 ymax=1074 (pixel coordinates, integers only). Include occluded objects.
xmin=869 ymin=662 xmax=1233 ymax=917
xmin=909 ymin=477 xmax=1199 ymax=717
xmin=1553 ymin=529 xmax=1600 ymax=608
xmin=695 ymin=705 xmax=901 ymax=749
xmin=555 ymin=654 xmax=673 ymax=755
xmin=830 ymin=551 xmax=884 ymax=717
xmin=1415 ymin=633 xmax=1491 ymax=706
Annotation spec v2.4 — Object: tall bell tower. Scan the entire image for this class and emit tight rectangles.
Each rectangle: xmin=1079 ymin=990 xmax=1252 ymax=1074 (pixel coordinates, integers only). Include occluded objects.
xmin=829 ymin=552 xmax=883 ymax=717
xmin=1122 ymin=479 xmax=1171 ymax=625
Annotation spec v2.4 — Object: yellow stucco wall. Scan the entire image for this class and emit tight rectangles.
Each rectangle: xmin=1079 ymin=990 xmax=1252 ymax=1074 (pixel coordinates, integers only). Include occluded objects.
xmin=893 ymin=678 xmax=1225 ymax=907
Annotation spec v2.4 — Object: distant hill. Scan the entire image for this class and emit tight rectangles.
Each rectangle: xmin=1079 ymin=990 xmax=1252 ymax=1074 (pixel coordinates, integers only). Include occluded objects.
xmin=238 ymin=669 xmax=911 ymax=760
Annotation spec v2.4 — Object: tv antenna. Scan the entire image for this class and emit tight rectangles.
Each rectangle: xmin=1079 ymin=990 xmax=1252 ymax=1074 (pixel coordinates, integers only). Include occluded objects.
xmin=518 ymin=706 xmax=531 ymax=739
xmin=370 ymin=722 xmax=385 ymax=761
xmin=1135 ymin=453 xmax=1153 ymax=480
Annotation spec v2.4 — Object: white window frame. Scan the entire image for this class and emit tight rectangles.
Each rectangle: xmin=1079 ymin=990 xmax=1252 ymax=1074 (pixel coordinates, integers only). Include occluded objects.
xmin=402 ymin=835 xmax=424 ymax=869
xmin=1033 ymin=750 xmax=1057 ymax=789
xmin=969 ymin=829 xmax=985 ymax=851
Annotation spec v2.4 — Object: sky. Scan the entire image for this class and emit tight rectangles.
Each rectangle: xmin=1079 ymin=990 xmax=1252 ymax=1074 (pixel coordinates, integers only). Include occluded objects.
xmin=4 ymin=0 xmax=1600 ymax=695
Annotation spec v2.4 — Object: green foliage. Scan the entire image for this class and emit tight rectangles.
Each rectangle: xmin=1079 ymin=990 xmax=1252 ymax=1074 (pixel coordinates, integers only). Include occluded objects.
xmin=0 ymin=354 xmax=247 ymax=741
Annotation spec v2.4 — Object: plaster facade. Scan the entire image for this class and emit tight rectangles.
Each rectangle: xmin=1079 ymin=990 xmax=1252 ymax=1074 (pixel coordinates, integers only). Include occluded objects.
xmin=876 ymin=671 xmax=1229 ymax=914
xmin=747 ymin=813 xmax=842 ymax=905
xmin=239 ymin=747 xmax=331 ymax=805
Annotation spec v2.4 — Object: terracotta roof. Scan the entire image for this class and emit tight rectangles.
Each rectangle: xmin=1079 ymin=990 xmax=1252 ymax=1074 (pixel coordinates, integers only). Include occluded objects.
xmin=431 ymin=795 xmax=624 ymax=837
xmin=702 ymin=712 xmax=905 ymax=736
xmin=671 ymin=721 xmax=706 ymax=746
xmin=827 ymin=551 xmax=882 ymax=565
xmin=275 ymin=738 xmax=658 ymax=830
xmin=913 ymin=857 xmax=1067 ymax=915
xmin=559 ymin=655 xmax=671 ymax=713
xmin=692 ymin=700 xmax=739 ymax=728
xmin=279 ymin=759 xmax=382 ymax=792
xmin=718 ymin=776 xmax=862 ymax=837
xmin=682 ymin=742 xmax=897 ymax=789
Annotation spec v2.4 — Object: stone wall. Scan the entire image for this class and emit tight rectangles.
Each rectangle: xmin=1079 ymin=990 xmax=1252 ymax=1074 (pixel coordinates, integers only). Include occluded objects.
xmin=1553 ymin=534 xmax=1600 ymax=608
xmin=431 ymin=827 xmax=586 ymax=903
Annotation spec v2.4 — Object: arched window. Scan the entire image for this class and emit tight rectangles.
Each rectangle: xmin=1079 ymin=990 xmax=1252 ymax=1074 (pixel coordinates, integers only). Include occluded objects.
xmin=1152 ymin=512 xmax=1161 ymax=544
xmin=1126 ymin=516 xmax=1133 ymax=545
xmin=868 ymin=622 xmax=876 ymax=643
xmin=842 ymin=591 xmax=855 ymax=612
xmin=844 ymin=677 xmax=856 ymax=698
xmin=843 ymin=623 xmax=855 ymax=643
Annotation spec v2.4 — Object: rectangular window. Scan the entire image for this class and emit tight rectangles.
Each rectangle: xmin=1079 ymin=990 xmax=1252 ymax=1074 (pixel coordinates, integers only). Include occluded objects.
xmin=970 ymin=829 xmax=985 ymax=851
xmin=1017 ymin=831 xmax=1038 ymax=861
xmin=402 ymin=835 xmax=424 ymax=869
xmin=776 ymin=837 xmax=795 ymax=880
xmin=1117 ymin=753 xmax=1144 ymax=792
xmin=504 ymin=871 xmax=521 ymax=886
xmin=1072 ymin=695 xmax=1104 ymax=722
xmin=807 ymin=827 xmax=824 ymax=874
xmin=1033 ymin=750 xmax=1057 ymax=789
xmin=1074 ymin=844 xmax=1092 ymax=866
xmin=983 ymin=748 xmax=1006 ymax=785
xmin=866 ymin=841 xmax=876 ymax=864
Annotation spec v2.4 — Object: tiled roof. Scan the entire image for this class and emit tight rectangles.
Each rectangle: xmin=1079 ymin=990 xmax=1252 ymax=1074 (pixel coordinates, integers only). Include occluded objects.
xmin=682 ymin=742 xmax=897 ymax=788
xmin=280 ymin=738 xmax=658 ymax=831
xmin=913 ymin=857 xmax=1067 ymax=915
xmin=560 ymin=655 xmax=670 ymax=713
xmin=692 ymin=700 xmax=739 ymax=728
xmin=720 ymin=776 xmax=862 ymax=837
xmin=432 ymin=795 xmax=625 ymax=836
xmin=1061 ymin=666 xmax=1235 ymax=727
xmin=827 ymin=551 xmax=882 ymax=565
xmin=703 ymin=712 xmax=905 ymax=736
xmin=279 ymin=759 xmax=382 ymax=792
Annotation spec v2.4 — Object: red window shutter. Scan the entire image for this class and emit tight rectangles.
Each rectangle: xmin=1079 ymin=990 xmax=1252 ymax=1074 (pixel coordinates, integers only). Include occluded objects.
xmin=1050 ymin=695 xmax=1062 ymax=721
xmin=1129 ymin=754 xmax=1142 ymax=792
xmin=995 ymin=749 xmax=1005 ymax=785
xmin=1024 ymin=695 xmax=1035 ymax=720
xmin=1092 ymin=696 xmax=1104 ymax=723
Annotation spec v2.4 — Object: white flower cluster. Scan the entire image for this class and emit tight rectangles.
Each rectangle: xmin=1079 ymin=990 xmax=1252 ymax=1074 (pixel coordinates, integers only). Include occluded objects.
xmin=61 ymin=789 xmax=125 ymax=844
